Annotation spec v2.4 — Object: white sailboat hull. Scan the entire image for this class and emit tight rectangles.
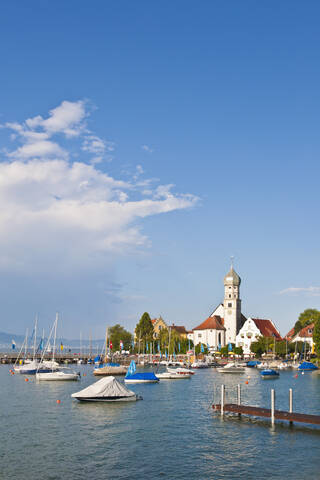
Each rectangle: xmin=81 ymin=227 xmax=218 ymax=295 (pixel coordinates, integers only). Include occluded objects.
xmin=36 ymin=371 xmax=80 ymax=381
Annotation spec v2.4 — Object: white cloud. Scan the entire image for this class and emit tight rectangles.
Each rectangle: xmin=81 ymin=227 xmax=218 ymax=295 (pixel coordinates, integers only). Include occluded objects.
xmin=279 ymin=287 xmax=320 ymax=296
xmin=141 ymin=144 xmax=153 ymax=153
xmin=0 ymin=101 xmax=199 ymax=273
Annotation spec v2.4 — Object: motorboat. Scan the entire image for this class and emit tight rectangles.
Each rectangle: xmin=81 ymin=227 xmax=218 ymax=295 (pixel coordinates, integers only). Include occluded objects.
xmin=217 ymin=362 xmax=245 ymax=373
xmin=191 ymin=361 xmax=208 ymax=369
xmin=72 ymin=376 xmax=141 ymax=402
xmin=167 ymin=367 xmax=195 ymax=375
xmin=260 ymin=369 xmax=279 ymax=379
xmin=156 ymin=370 xmax=191 ymax=380
xmin=36 ymin=368 xmax=80 ymax=381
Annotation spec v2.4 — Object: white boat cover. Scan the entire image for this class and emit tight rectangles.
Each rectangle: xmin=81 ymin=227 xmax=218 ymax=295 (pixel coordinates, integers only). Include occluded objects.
xmin=71 ymin=376 xmax=136 ymax=399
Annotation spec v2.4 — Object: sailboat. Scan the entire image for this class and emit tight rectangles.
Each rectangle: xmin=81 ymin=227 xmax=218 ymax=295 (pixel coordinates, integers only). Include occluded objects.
xmin=36 ymin=313 xmax=80 ymax=381
xmin=124 ymin=360 xmax=159 ymax=384
xmin=93 ymin=328 xmax=127 ymax=376
xmin=14 ymin=319 xmax=53 ymax=374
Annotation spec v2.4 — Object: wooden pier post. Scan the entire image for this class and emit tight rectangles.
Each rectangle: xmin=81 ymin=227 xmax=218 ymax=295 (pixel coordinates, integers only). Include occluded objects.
xmin=289 ymin=388 xmax=293 ymax=425
xmin=237 ymin=384 xmax=241 ymax=417
xmin=271 ymin=389 xmax=275 ymax=425
xmin=221 ymin=384 xmax=225 ymax=416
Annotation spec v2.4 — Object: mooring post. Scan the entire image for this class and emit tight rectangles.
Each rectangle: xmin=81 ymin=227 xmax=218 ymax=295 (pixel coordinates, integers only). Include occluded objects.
xmin=289 ymin=388 xmax=293 ymax=425
xmin=221 ymin=384 xmax=225 ymax=416
xmin=237 ymin=384 xmax=241 ymax=417
xmin=271 ymin=389 xmax=275 ymax=425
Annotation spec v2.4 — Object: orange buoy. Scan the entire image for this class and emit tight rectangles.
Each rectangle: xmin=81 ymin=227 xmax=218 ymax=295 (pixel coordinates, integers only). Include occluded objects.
xmin=56 ymin=399 xmax=61 ymax=404
xmin=25 ymin=378 xmax=29 ymax=382
xmin=83 ymin=373 xmax=86 ymax=376
xmin=245 ymin=381 xmax=249 ymax=384
xmin=294 ymin=374 xmax=298 ymax=378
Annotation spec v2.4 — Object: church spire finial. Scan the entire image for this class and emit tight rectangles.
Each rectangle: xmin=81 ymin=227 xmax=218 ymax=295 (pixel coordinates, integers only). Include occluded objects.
xmin=230 ymin=255 xmax=234 ymax=269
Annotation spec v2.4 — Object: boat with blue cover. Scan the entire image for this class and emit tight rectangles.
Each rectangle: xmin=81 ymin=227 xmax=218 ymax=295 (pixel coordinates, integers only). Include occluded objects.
xmin=124 ymin=360 xmax=159 ymax=384
xmin=297 ymin=361 xmax=318 ymax=371
xmin=261 ymin=369 xmax=279 ymax=379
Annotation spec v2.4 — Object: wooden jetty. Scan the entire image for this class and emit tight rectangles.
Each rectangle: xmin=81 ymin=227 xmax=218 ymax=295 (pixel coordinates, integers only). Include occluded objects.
xmin=213 ymin=384 xmax=320 ymax=426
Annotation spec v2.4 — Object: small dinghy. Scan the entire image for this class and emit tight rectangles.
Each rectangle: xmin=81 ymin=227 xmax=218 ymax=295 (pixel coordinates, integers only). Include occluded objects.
xmin=72 ymin=376 xmax=141 ymax=402
xmin=260 ymin=369 xmax=279 ymax=379
xmin=124 ymin=360 xmax=159 ymax=384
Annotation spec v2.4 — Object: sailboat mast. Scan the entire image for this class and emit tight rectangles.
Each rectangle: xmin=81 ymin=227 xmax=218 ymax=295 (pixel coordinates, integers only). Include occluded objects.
xmin=105 ymin=327 xmax=108 ymax=362
xmin=33 ymin=315 xmax=38 ymax=361
xmin=24 ymin=328 xmax=28 ymax=358
xmin=52 ymin=312 xmax=58 ymax=364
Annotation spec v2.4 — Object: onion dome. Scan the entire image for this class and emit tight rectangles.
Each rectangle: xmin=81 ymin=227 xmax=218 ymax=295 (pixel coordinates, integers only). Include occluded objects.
xmin=224 ymin=267 xmax=241 ymax=286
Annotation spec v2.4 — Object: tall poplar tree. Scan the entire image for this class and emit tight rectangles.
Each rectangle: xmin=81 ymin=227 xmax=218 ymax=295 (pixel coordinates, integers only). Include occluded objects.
xmin=135 ymin=312 xmax=154 ymax=348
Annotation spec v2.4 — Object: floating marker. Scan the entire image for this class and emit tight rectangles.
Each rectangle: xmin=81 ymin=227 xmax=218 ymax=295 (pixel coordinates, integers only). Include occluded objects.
xmin=245 ymin=381 xmax=249 ymax=385
xmin=25 ymin=378 xmax=29 ymax=382
xmin=56 ymin=399 xmax=61 ymax=404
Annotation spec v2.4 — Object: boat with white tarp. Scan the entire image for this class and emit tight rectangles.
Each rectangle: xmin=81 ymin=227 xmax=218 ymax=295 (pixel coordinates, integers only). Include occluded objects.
xmin=72 ymin=376 xmax=141 ymax=402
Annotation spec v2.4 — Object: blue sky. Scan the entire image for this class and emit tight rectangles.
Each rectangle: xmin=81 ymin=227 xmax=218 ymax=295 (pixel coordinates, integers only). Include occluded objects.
xmin=0 ymin=1 xmax=320 ymax=338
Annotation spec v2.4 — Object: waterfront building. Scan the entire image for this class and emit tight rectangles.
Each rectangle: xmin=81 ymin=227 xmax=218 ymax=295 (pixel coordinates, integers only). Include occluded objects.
xmin=169 ymin=324 xmax=188 ymax=339
xmin=193 ymin=316 xmax=226 ymax=349
xmin=151 ymin=316 xmax=167 ymax=339
xmin=236 ymin=317 xmax=282 ymax=355
xmin=191 ymin=264 xmax=246 ymax=348
xmin=291 ymin=323 xmax=315 ymax=349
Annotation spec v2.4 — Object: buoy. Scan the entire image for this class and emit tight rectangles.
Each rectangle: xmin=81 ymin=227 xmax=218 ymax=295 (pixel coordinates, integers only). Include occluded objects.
xmin=83 ymin=373 xmax=86 ymax=376
xmin=25 ymin=378 xmax=29 ymax=382
xmin=245 ymin=381 xmax=249 ymax=385
xmin=247 ymin=376 xmax=251 ymax=379
xmin=56 ymin=399 xmax=61 ymax=404
xmin=294 ymin=374 xmax=298 ymax=378
xmin=302 ymin=371 xmax=305 ymax=375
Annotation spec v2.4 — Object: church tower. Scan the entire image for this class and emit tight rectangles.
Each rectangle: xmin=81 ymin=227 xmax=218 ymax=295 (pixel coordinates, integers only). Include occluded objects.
xmin=223 ymin=264 xmax=242 ymax=344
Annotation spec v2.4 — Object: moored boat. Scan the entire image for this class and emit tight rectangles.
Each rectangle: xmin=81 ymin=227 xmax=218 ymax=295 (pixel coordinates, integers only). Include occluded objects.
xmin=297 ymin=361 xmax=318 ymax=371
xmin=217 ymin=362 xmax=245 ymax=373
xmin=260 ymin=369 xmax=279 ymax=379
xmin=72 ymin=376 xmax=141 ymax=402
xmin=124 ymin=360 xmax=159 ymax=384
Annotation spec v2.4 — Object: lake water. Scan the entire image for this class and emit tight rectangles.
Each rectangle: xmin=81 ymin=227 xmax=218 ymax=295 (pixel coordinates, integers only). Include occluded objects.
xmin=1 ymin=365 xmax=320 ymax=479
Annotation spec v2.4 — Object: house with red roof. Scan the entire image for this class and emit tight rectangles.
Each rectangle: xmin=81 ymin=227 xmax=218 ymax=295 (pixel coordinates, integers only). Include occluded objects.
xmin=192 ymin=316 xmax=226 ymax=349
xmin=291 ymin=323 xmax=314 ymax=349
xmin=236 ymin=317 xmax=282 ymax=355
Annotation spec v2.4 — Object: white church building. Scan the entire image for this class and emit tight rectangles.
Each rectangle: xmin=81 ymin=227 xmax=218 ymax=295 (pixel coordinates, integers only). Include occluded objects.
xmin=191 ymin=264 xmax=246 ymax=349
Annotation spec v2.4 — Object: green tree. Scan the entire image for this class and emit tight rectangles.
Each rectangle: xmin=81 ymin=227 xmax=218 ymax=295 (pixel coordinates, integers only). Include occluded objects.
xmin=312 ymin=319 xmax=320 ymax=356
xmin=109 ymin=324 xmax=133 ymax=352
xmin=135 ymin=312 xmax=154 ymax=351
xmin=294 ymin=309 xmax=320 ymax=335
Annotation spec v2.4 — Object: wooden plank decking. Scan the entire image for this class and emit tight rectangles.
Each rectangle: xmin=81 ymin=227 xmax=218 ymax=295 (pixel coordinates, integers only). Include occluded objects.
xmin=212 ymin=403 xmax=320 ymax=425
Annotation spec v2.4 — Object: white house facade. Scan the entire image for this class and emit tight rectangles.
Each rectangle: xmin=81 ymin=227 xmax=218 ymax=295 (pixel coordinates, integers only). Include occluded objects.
xmin=236 ymin=317 xmax=282 ymax=355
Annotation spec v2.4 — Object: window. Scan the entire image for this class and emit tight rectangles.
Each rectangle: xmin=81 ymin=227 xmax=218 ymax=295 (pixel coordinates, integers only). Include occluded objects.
xmin=228 ymin=302 xmax=232 ymax=307
xmin=229 ymin=294 xmax=231 ymax=298
xmin=198 ymin=334 xmax=202 ymax=338
xmin=229 ymin=286 xmax=231 ymax=289
xmin=159 ymin=325 xmax=162 ymax=331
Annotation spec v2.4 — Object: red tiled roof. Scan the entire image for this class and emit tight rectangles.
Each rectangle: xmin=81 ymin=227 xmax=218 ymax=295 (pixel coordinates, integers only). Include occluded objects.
xmin=252 ymin=319 xmax=282 ymax=340
xmin=193 ymin=315 xmax=225 ymax=331
xmin=151 ymin=319 xmax=157 ymax=324
xmin=284 ymin=327 xmax=295 ymax=341
xmin=297 ymin=323 xmax=314 ymax=338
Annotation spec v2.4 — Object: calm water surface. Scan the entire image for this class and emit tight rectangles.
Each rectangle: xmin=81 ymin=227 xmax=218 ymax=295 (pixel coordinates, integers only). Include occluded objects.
xmin=1 ymin=365 xmax=320 ymax=479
